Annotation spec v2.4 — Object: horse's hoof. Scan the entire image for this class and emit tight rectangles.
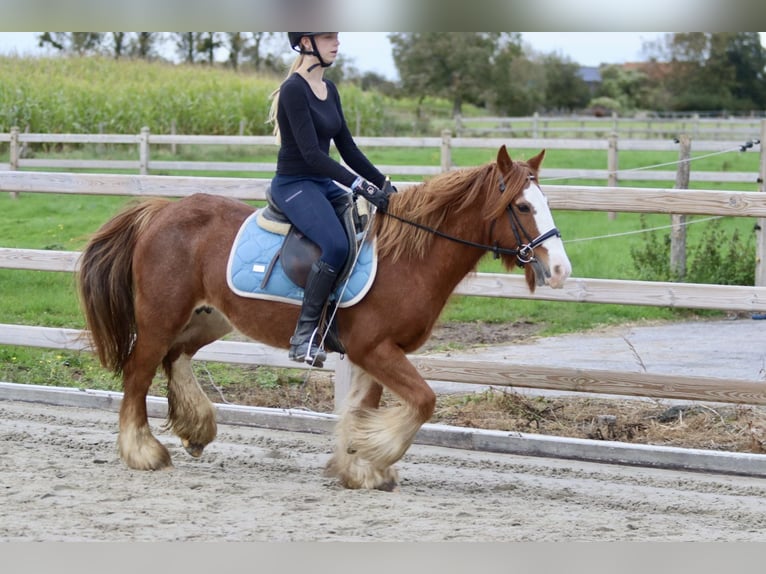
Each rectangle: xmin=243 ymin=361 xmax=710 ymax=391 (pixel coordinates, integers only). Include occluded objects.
xmin=375 ymin=479 xmax=399 ymax=492
xmin=182 ymin=439 xmax=205 ymax=458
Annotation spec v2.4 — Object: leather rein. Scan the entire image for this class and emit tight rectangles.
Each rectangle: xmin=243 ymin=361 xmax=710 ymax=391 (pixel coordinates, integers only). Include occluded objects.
xmin=381 ymin=173 xmax=561 ymax=267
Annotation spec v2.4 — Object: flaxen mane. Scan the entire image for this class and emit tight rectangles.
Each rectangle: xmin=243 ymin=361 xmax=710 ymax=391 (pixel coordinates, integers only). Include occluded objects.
xmin=373 ymin=158 xmax=535 ymax=262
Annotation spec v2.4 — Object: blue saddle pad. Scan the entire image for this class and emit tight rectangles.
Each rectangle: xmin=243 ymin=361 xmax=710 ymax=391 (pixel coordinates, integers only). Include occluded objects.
xmin=226 ymin=210 xmax=377 ymax=307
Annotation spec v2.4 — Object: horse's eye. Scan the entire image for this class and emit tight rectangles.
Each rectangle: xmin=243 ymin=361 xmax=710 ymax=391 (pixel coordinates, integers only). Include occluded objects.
xmin=516 ymin=203 xmax=531 ymax=213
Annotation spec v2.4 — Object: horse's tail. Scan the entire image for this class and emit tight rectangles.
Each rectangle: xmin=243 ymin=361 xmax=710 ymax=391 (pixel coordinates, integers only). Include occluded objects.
xmin=77 ymin=198 xmax=172 ymax=375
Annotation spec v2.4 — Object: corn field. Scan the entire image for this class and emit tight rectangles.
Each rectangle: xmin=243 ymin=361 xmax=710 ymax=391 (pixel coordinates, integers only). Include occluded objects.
xmin=0 ymin=55 xmax=393 ymax=136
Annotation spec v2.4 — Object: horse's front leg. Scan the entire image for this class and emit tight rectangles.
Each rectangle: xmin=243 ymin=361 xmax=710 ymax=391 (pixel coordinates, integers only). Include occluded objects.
xmin=325 ymin=343 xmax=435 ymax=490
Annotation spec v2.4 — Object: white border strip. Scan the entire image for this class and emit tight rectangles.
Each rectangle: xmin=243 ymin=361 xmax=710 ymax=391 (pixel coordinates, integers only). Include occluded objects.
xmin=2 ymin=381 xmax=766 ymax=478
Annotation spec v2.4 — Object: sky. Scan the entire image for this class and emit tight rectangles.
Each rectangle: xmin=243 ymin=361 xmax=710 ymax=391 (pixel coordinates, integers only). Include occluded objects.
xmin=1 ymin=32 xmax=765 ymax=81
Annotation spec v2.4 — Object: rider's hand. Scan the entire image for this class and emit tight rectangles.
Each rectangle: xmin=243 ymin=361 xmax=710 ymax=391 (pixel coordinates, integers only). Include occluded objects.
xmin=352 ymin=177 xmax=390 ymax=212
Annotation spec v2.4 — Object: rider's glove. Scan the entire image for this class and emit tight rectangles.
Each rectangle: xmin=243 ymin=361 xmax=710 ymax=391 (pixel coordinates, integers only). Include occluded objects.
xmin=382 ymin=177 xmax=398 ymax=195
xmin=352 ymin=176 xmax=390 ymax=213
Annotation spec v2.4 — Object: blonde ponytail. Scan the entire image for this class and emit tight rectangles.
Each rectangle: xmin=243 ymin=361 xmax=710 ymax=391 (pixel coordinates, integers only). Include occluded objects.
xmin=267 ymin=54 xmax=305 ymax=143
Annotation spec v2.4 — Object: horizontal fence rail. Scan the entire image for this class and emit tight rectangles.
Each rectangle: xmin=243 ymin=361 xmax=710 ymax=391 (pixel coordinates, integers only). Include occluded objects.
xmin=1 ymin=170 xmax=765 ymax=216
xmin=3 ymin=167 xmax=766 ymax=410
xmin=455 ymin=113 xmax=766 ymax=141
xmin=3 ymin=128 xmax=763 ymax=186
xmin=3 ymin=247 xmax=766 ymax=313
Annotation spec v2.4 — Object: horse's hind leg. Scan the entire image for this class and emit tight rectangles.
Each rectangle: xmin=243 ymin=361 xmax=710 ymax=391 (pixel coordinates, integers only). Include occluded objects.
xmin=119 ymin=340 xmax=173 ymax=470
xmin=163 ymin=306 xmax=232 ymax=459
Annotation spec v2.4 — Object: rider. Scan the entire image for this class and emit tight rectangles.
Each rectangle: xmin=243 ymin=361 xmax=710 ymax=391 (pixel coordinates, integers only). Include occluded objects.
xmin=268 ymin=32 xmax=392 ymax=367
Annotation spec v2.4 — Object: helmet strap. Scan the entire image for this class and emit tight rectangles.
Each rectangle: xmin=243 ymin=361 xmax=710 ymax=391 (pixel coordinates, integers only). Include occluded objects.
xmin=303 ymin=36 xmax=332 ymax=71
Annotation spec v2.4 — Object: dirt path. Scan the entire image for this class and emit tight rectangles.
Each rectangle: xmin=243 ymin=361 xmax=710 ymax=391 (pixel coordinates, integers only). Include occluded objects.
xmin=2 ymin=400 xmax=766 ymax=542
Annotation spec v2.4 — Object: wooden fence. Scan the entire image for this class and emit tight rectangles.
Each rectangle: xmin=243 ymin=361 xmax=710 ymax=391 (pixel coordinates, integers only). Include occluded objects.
xmin=1 ymin=127 xmax=763 ymax=188
xmin=455 ymin=113 xmax=766 ymax=141
xmin=3 ymin=168 xmax=766 ymax=409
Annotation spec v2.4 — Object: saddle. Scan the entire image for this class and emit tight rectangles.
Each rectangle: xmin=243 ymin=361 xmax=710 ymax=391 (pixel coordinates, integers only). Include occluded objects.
xmin=256 ymin=187 xmax=369 ymax=288
xmin=254 ymin=187 xmax=370 ymax=354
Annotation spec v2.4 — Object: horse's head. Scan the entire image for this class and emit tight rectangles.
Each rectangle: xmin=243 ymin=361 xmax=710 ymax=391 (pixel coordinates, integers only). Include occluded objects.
xmin=493 ymin=145 xmax=571 ymax=291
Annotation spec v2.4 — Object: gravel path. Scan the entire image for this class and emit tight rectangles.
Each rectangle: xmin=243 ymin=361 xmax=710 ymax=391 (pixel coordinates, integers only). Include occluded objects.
xmin=3 ymin=400 xmax=766 ymax=542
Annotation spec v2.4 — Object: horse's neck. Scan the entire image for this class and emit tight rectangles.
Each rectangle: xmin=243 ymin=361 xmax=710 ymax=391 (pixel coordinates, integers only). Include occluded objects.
xmin=418 ymin=217 xmax=487 ymax=295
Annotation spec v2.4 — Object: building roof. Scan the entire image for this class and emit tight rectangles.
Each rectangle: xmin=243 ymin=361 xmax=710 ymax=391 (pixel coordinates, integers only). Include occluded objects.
xmin=577 ymin=66 xmax=602 ymax=83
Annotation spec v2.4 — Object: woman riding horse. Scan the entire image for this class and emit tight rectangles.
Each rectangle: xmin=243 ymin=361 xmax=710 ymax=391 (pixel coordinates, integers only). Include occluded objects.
xmin=267 ymin=32 xmax=392 ymax=367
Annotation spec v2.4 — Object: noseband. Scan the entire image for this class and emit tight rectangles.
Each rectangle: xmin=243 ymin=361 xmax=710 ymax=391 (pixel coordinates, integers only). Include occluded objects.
xmin=492 ymin=173 xmax=561 ymax=266
xmin=382 ymin=173 xmax=561 ymax=267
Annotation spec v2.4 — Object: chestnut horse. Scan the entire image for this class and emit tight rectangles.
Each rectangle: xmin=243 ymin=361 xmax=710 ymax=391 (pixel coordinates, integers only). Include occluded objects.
xmin=77 ymin=146 xmax=571 ymax=490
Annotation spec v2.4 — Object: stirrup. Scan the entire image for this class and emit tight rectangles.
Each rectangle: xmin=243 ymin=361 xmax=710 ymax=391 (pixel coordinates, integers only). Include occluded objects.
xmin=288 ymin=330 xmax=327 ymax=367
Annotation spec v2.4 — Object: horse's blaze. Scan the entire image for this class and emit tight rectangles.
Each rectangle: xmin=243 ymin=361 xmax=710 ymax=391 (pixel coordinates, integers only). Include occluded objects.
xmin=522 ymin=182 xmax=572 ymax=289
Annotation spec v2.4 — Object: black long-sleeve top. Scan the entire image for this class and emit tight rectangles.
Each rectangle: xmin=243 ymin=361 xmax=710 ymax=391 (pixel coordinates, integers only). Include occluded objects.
xmin=276 ymin=73 xmax=385 ymax=189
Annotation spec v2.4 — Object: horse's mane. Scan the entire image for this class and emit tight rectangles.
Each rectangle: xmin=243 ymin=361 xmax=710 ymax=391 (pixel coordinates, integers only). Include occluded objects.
xmin=373 ymin=159 xmax=532 ymax=262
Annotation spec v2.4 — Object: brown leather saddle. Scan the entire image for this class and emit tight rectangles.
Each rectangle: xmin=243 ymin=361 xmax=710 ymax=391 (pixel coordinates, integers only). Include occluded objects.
xmin=256 ymin=188 xmax=368 ymax=289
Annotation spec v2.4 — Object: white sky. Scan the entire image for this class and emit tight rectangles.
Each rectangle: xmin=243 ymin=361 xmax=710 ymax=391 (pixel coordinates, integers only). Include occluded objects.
xmin=1 ymin=32 xmax=764 ymax=81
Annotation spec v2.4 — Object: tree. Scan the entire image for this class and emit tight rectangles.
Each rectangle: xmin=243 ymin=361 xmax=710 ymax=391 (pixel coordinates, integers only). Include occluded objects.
xmin=390 ymin=32 xmax=519 ymax=115
xmin=225 ymin=33 xmax=249 ymax=70
xmin=720 ymin=32 xmax=766 ymax=110
xmin=644 ymin=32 xmax=766 ymax=112
xmin=242 ymin=32 xmax=276 ymax=71
xmin=541 ymin=54 xmax=591 ymax=112
xmin=173 ymin=32 xmax=199 ymax=64
xmin=487 ymin=52 xmax=543 ymax=116
xmin=110 ymin=32 xmax=127 ymax=59
xmin=596 ymin=65 xmax=652 ymax=111
xmin=197 ymin=32 xmax=222 ymax=65
xmin=130 ymin=32 xmax=161 ymax=60
xmin=38 ymin=32 xmax=103 ymax=55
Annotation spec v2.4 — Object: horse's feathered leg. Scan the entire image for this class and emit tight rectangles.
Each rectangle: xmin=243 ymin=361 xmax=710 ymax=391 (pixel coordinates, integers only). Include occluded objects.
xmin=162 ymin=306 xmax=233 ymax=458
xmin=325 ymin=362 xmax=397 ymax=490
xmin=118 ymin=340 xmax=173 ymax=470
xmin=325 ymin=343 xmax=436 ymax=490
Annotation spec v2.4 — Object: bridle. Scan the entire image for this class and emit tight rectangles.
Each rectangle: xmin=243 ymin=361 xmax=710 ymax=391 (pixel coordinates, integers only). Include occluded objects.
xmin=381 ymin=172 xmax=561 ymax=268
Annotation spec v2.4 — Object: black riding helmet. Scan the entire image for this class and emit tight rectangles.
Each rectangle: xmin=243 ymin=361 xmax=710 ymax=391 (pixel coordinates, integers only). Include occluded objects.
xmin=288 ymin=32 xmax=334 ymax=70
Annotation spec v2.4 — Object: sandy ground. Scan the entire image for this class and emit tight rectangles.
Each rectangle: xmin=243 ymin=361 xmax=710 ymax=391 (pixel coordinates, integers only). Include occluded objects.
xmin=3 ymin=399 xmax=766 ymax=542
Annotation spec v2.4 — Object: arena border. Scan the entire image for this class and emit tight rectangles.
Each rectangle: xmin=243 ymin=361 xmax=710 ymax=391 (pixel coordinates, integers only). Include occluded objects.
xmin=3 ymin=381 xmax=766 ymax=479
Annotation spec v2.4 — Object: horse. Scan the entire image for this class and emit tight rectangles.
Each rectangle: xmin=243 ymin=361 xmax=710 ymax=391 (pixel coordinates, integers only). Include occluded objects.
xmin=77 ymin=145 xmax=571 ymax=490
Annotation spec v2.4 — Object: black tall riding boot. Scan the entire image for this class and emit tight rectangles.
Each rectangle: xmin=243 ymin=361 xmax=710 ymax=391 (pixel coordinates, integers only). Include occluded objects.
xmin=288 ymin=260 xmax=339 ymax=367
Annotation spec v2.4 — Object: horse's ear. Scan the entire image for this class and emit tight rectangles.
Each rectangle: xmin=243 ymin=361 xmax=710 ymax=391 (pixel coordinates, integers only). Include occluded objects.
xmin=497 ymin=145 xmax=513 ymax=172
xmin=527 ymin=149 xmax=546 ymax=172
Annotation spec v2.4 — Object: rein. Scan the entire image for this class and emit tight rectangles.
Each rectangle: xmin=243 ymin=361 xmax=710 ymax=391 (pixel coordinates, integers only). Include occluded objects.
xmin=381 ymin=174 xmax=561 ymax=266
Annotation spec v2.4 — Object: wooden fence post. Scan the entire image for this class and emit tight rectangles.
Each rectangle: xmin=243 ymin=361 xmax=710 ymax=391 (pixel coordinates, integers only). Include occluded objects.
xmin=139 ymin=126 xmax=150 ymax=175
xmin=170 ymin=120 xmax=177 ymax=155
xmin=607 ymin=133 xmax=618 ymax=220
xmin=756 ymin=120 xmax=766 ymax=286
xmin=440 ymin=129 xmax=452 ymax=173
xmin=671 ymin=134 xmax=691 ymax=280
xmin=333 ymin=355 xmax=353 ymax=412
xmin=9 ymin=126 xmax=19 ymax=199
